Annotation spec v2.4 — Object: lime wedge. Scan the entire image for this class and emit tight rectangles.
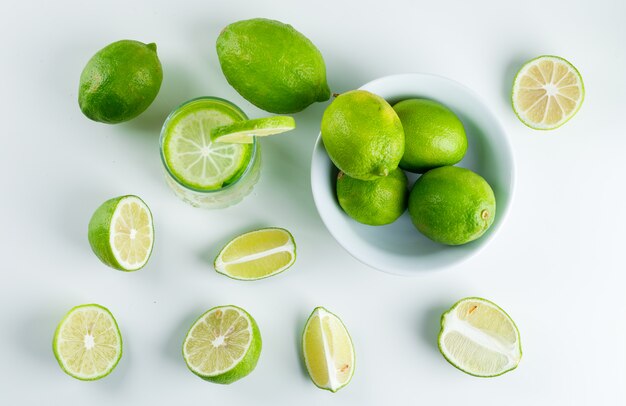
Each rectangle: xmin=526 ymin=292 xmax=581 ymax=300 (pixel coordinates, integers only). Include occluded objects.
xmin=512 ymin=55 xmax=584 ymax=130
xmin=211 ymin=116 xmax=296 ymax=144
xmin=438 ymin=297 xmax=522 ymax=377
xmin=52 ymin=304 xmax=122 ymax=381
xmin=214 ymin=228 xmax=296 ymax=280
xmin=88 ymin=195 xmax=154 ymax=272
xmin=162 ymin=98 xmax=253 ymax=190
xmin=182 ymin=305 xmax=262 ymax=384
xmin=302 ymin=307 xmax=355 ymax=392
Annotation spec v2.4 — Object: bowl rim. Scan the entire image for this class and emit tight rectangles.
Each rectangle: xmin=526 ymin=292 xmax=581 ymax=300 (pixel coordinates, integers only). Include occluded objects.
xmin=310 ymin=73 xmax=516 ymax=276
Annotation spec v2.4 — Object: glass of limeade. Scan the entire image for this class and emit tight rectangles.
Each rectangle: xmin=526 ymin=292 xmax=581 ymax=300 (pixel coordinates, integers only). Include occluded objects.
xmin=159 ymin=97 xmax=261 ymax=209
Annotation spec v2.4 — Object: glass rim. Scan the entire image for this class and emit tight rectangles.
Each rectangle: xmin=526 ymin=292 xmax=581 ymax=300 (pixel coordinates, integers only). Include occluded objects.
xmin=159 ymin=96 xmax=258 ymax=194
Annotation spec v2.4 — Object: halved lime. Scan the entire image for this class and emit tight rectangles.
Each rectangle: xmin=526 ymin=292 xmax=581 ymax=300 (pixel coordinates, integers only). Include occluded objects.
xmin=214 ymin=228 xmax=296 ymax=280
xmin=161 ymin=97 xmax=253 ymax=190
xmin=211 ymin=116 xmax=296 ymax=144
xmin=183 ymin=305 xmax=262 ymax=384
xmin=512 ymin=55 xmax=584 ymax=130
xmin=88 ymin=195 xmax=154 ymax=271
xmin=438 ymin=297 xmax=522 ymax=377
xmin=302 ymin=307 xmax=355 ymax=392
xmin=52 ymin=304 xmax=122 ymax=381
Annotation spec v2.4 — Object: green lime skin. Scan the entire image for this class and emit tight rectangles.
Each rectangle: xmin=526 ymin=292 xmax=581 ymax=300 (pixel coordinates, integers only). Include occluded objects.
xmin=321 ymin=90 xmax=405 ymax=180
xmin=336 ymin=168 xmax=408 ymax=226
xmin=393 ymin=99 xmax=467 ymax=173
xmin=216 ymin=18 xmax=330 ymax=114
xmin=408 ymin=166 xmax=496 ymax=245
xmin=78 ymin=40 xmax=163 ymax=124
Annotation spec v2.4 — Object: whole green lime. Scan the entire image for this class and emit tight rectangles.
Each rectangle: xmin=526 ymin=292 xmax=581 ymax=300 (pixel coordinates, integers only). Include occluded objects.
xmin=408 ymin=166 xmax=496 ymax=245
xmin=393 ymin=99 xmax=467 ymax=173
xmin=321 ymin=90 xmax=404 ymax=180
xmin=216 ymin=18 xmax=330 ymax=114
xmin=78 ymin=40 xmax=163 ymax=124
xmin=337 ymin=168 xmax=408 ymax=226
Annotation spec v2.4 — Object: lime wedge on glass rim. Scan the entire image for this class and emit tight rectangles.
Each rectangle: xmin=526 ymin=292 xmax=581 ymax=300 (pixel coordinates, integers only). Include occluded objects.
xmin=512 ymin=55 xmax=584 ymax=130
xmin=161 ymin=97 xmax=253 ymax=190
xmin=88 ymin=195 xmax=154 ymax=272
xmin=438 ymin=297 xmax=522 ymax=377
xmin=52 ymin=304 xmax=123 ymax=381
xmin=214 ymin=228 xmax=296 ymax=280
xmin=182 ymin=305 xmax=262 ymax=384
xmin=210 ymin=116 xmax=296 ymax=144
xmin=302 ymin=307 xmax=355 ymax=392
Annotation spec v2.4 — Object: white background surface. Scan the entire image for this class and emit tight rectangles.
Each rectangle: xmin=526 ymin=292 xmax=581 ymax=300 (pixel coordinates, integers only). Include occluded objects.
xmin=2 ymin=0 xmax=625 ymax=404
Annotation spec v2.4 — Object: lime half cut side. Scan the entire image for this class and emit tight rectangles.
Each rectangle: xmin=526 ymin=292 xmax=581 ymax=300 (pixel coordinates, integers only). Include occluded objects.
xmin=302 ymin=307 xmax=355 ymax=392
xmin=438 ymin=297 xmax=522 ymax=377
xmin=183 ymin=305 xmax=262 ymax=384
xmin=52 ymin=304 xmax=122 ymax=381
xmin=211 ymin=116 xmax=296 ymax=144
xmin=512 ymin=55 xmax=584 ymax=130
xmin=162 ymin=98 xmax=253 ymax=190
xmin=88 ymin=195 xmax=154 ymax=272
xmin=214 ymin=228 xmax=296 ymax=280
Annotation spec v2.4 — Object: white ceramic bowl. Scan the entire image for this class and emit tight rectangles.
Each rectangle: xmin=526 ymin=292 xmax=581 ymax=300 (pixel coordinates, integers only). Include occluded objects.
xmin=310 ymin=74 xmax=514 ymax=275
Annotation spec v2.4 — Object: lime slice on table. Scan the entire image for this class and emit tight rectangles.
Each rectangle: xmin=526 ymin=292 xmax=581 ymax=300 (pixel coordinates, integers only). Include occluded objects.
xmin=512 ymin=55 xmax=584 ymax=130
xmin=52 ymin=304 xmax=122 ymax=381
xmin=302 ymin=307 xmax=355 ymax=392
xmin=438 ymin=297 xmax=522 ymax=377
xmin=88 ymin=195 xmax=154 ymax=271
xmin=214 ymin=228 xmax=296 ymax=280
xmin=211 ymin=116 xmax=296 ymax=144
xmin=162 ymin=98 xmax=254 ymax=190
xmin=183 ymin=305 xmax=262 ymax=384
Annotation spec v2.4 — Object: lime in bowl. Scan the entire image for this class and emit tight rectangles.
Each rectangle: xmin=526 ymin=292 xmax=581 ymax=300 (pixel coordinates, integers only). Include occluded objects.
xmin=159 ymin=97 xmax=261 ymax=209
xmin=310 ymin=74 xmax=514 ymax=275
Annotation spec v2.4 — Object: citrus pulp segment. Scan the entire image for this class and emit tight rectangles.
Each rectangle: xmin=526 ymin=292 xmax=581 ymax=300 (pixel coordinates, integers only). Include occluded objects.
xmin=214 ymin=228 xmax=296 ymax=280
xmin=211 ymin=116 xmax=296 ymax=144
xmin=87 ymin=195 xmax=154 ymax=271
xmin=52 ymin=304 xmax=122 ymax=380
xmin=302 ymin=307 xmax=355 ymax=392
xmin=161 ymin=98 xmax=253 ymax=190
xmin=182 ymin=305 xmax=262 ymax=384
xmin=438 ymin=297 xmax=522 ymax=377
xmin=512 ymin=55 xmax=584 ymax=130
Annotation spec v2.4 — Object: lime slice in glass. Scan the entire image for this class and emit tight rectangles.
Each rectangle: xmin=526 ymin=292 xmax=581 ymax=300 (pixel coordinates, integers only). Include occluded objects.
xmin=438 ymin=297 xmax=522 ymax=377
xmin=161 ymin=98 xmax=253 ymax=190
xmin=211 ymin=116 xmax=296 ymax=144
xmin=88 ymin=195 xmax=154 ymax=272
xmin=302 ymin=307 xmax=355 ymax=392
xmin=214 ymin=228 xmax=296 ymax=280
xmin=182 ymin=305 xmax=262 ymax=384
xmin=52 ymin=304 xmax=122 ymax=380
xmin=512 ymin=55 xmax=584 ymax=130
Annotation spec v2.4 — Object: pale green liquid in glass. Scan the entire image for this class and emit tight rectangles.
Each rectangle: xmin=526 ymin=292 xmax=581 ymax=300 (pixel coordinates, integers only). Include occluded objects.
xmin=159 ymin=97 xmax=261 ymax=209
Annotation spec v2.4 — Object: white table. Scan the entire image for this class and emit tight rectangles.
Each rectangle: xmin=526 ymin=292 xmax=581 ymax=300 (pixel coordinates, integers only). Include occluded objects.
xmin=2 ymin=0 xmax=624 ymax=404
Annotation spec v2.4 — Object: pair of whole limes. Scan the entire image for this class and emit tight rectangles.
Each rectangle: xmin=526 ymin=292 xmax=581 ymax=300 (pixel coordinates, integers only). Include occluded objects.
xmin=322 ymin=90 xmax=496 ymax=246
xmin=78 ymin=19 xmax=330 ymax=124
